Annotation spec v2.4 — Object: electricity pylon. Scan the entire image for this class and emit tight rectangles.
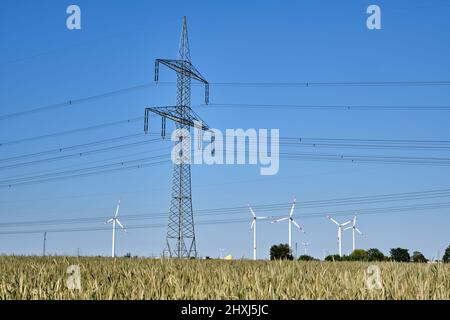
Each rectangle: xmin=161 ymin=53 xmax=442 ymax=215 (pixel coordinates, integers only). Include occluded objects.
xmin=144 ymin=17 xmax=211 ymax=258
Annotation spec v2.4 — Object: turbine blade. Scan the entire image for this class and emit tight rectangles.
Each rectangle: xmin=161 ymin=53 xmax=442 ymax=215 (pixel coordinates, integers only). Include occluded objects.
xmin=256 ymin=216 xmax=271 ymax=220
xmin=343 ymin=226 xmax=352 ymax=231
xmin=248 ymin=205 xmax=256 ymax=218
xmin=355 ymin=227 xmax=363 ymax=235
xmin=105 ymin=218 xmax=113 ymax=224
xmin=327 ymin=215 xmax=339 ymax=226
xmin=114 ymin=200 xmax=121 ymax=218
xmin=353 ymin=216 xmax=357 ymax=227
xmin=116 ymin=219 xmax=126 ymax=232
xmin=289 ymin=197 xmax=296 ymax=217
xmin=341 ymin=220 xmax=352 ymax=227
xmin=292 ymin=220 xmax=306 ymax=233
xmin=271 ymin=217 xmax=289 ymax=224
xmin=250 ymin=220 xmax=255 ymax=230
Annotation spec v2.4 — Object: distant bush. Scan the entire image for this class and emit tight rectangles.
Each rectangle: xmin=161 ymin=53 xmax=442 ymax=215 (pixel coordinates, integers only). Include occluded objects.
xmin=270 ymin=244 xmax=293 ymax=260
xmin=390 ymin=248 xmax=410 ymax=262
xmin=325 ymin=254 xmax=342 ymax=262
xmin=297 ymin=255 xmax=317 ymax=261
xmin=443 ymin=245 xmax=450 ymax=263
xmin=412 ymin=251 xmax=428 ymax=263
xmin=347 ymin=249 xmax=369 ymax=261
xmin=366 ymin=248 xmax=386 ymax=262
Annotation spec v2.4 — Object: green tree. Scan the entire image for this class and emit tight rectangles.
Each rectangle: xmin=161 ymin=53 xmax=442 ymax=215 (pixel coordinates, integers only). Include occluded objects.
xmin=298 ymin=255 xmax=316 ymax=261
xmin=412 ymin=251 xmax=428 ymax=263
xmin=348 ymin=249 xmax=368 ymax=261
xmin=270 ymin=244 xmax=293 ymax=260
xmin=325 ymin=254 xmax=342 ymax=262
xmin=366 ymin=248 xmax=386 ymax=261
xmin=443 ymin=245 xmax=450 ymax=263
xmin=390 ymin=248 xmax=410 ymax=262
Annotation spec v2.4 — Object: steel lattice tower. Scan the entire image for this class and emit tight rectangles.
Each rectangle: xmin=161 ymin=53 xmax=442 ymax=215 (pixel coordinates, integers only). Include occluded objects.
xmin=144 ymin=17 xmax=211 ymax=258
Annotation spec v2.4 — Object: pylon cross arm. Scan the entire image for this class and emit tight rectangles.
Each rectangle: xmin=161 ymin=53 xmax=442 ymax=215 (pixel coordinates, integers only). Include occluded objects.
xmin=155 ymin=59 xmax=209 ymax=104
xmin=144 ymin=106 xmax=211 ymax=134
xmin=155 ymin=59 xmax=208 ymax=84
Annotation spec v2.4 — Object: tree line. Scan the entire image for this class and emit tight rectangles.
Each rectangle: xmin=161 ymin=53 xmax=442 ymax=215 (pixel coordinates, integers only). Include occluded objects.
xmin=270 ymin=243 xmax=450 ymax=263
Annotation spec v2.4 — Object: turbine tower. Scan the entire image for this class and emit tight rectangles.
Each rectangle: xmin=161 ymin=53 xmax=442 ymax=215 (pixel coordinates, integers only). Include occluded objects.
xmin=344 ymin=216 xmax=364 ymax=252
xmin=248 ymin=204 xmax=271 ymax=261
xmin=43 ymin=232 xmax=47 ymax=256
xmin=144 ymin=17 xmax=211 ymax=258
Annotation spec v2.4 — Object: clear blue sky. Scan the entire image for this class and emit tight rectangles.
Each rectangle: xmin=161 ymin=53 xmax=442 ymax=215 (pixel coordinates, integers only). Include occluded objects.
xmin=0 ymin=0 xmax=449 ymax=259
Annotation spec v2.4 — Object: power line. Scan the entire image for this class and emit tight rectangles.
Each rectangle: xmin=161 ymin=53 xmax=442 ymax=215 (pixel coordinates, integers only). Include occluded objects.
xmin=3 ymin=150 xmax=450 ymax=188
xmin=0 ymin=155 xmax=170 ymax=188
xmin=280 ymin=137 xmax=450 ymax=144
xmin=0 ymin=199 xmax=448 ymax=235
xmin=0 ymin=146 xmax=172 ymax=182
xmin=1 ymin=113 xmax=449 ymax=151
xmin=280 ymin=142 xmax=450 ymax=151
xmin=2 ymin=80 xmax=450 ymax=121
xmin=0 ymin=83 xmax=155 ymax=121
xmin=281 ymin=152 xmax=450 ymax=166
xmin=0 ymin=133 xmax=146 ymax=163
xmin=0 ymin=117 xmax=143 ymax=147
xmin=4 ymin=133 xmax=450 ymax=167
xmin=279 ymin=137 xmax=450 ymax=151
xmin=209 ymin=81 xmax=450 ymax=87
xmin=0 ymin=137 xmax=163 ymax=171
xmin=1 ymin=187 xmax=449 ymax=228
xmin=209 ymin=103 xmax=450 ymax=111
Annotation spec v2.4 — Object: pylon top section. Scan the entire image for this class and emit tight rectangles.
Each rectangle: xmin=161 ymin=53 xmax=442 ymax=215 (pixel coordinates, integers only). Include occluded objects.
xmin=178 ymin=16 xmax=191 ymax=62
xmin=153 ymin=16 xmax=209 ymax=104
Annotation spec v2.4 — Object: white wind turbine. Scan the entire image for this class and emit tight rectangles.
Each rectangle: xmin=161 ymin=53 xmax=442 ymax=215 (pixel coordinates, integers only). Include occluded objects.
xmin=301 ymin=241 xmax=311 ymax=255
xmin=248 ymin=205 xmax=271 ymax=261
xmin=326 ymin=215 xmax=352 ymax=257
xmin=218 ymin=248 xmax=225 ymax=259
xmin=344 ymin=216 xmax=364 ymax=252
xmin=105 ymin=200 xmax=127 ymax=258
xmin=270 ymin=198 xmax=305 ymax=251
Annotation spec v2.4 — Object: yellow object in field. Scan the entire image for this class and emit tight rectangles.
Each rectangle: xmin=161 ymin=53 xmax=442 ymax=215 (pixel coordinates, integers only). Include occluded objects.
xmin=224 ymin=255 xmax=233 ymax=260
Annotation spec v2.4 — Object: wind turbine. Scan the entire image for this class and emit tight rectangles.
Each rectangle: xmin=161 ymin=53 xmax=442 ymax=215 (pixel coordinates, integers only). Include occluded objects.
xmin=218 ymin=248 xmax=225 ymax=259
xmin=271 ymin=198 xmax=305 ymax=251
xmin=326 ymin=215 xmax=352 ymax=257
xmin=248 ymin=204 xmax=271 ymax=261
xmin=105 ymin=200 xmax=127 ymax=258
xmin=301 ymin=241 xmax=310 ymax=255
xmin=344 ymin=216 xmax=364 ymax=252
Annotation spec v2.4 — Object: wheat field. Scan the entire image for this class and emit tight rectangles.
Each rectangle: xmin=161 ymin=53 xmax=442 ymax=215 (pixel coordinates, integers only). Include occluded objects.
xmin=0 ymin=256 xmax=448 ymax=299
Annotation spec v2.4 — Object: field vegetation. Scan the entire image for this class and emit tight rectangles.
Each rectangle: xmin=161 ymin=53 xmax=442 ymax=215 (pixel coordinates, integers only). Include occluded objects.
xmin=0 ymin=256 xmax=449 ymax=299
